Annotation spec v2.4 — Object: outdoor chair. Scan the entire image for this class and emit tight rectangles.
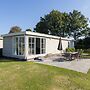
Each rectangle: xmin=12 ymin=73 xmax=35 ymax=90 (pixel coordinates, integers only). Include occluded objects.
xmin=63 ymin=53 xmax=72 ymax=61
xmin=71 ymin=52 xmax=80 ymax=60
xmin=63 ymin=52 xmax=80 ymax=61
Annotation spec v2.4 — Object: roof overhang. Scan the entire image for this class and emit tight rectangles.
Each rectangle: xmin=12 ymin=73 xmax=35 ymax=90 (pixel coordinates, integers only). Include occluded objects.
xmin=2 ymin=31 xmax=72 ymax=41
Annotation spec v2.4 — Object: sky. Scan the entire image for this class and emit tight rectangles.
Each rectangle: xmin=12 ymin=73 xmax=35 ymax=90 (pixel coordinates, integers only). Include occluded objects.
xmin=0 ymin=0 xmax=90 ymax=34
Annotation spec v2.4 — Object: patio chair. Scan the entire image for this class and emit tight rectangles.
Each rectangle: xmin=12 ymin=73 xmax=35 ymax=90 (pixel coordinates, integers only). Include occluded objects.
xmin=63 ymin=53 xmax=72 ymax=61
xmin=71 ymin=52 xmax=80 ymax=60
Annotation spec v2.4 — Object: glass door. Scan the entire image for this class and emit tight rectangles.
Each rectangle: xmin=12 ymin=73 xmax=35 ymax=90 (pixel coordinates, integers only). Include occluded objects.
xmin=28 ymin=37 xmax=36 ymax=55
xmin=14 ymin=37 xmax=25 ymax=55
xmin=28 ymin=37 xmax=46 ymax=55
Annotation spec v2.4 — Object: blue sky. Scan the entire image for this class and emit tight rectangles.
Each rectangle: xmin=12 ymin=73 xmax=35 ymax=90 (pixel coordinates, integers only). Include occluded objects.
xmin=0 ymin=0 xmax=90 ymax=34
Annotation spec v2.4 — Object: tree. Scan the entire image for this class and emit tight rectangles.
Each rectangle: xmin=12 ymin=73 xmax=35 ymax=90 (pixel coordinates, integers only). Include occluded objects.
xmin=34 ymin=10 xmax=69 ymax=37
xmin=68 ymin=10 xmax=89 ymax=40
xmin=26 ymin=28 xmax=32 ymax=31
xmin=9 ymin=26 xmax=22 ymax=33
xmin=84 ymin=37 xmax=90 ymax=49
xmin=75 ymin=37 xmax=90 ymax=49
xmin=34 ymin=17 xmax=49 ymax=34
xmin=34 ymin=10 xmax=89 ymax=39
xmin=45 ymin=10 xmax=64 ymax=36
xmin=81 ymin=27 xmax=90 ymax=37
xmin=75 ymin=39 xmax=84 ymax=49
xmin=61 ymin=12 xmax=70 ymax=37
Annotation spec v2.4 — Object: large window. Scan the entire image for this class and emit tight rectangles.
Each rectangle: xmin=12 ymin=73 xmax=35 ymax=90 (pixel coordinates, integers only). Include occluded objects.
xmin=14 ymin=37 xmax=25 ymax=55
xmin=28 ymin=37 xmax=46 ymax=55
xmin=40 ymin=38 xmax=46 ymax=54
xmin=28 ymin=37 xmax=36 ymax=55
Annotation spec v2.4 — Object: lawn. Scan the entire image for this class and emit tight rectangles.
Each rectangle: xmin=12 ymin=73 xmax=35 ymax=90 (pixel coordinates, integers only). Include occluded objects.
xmin=0 ymin=58 xmax=90 ymax=90
xmin=80 ymin=53 xmax=90 ymax=59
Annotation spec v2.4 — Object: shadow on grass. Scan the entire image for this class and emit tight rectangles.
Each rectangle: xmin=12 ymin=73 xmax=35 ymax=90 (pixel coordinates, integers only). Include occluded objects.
xmin=0 ymin=56 xmax=26 ymax=62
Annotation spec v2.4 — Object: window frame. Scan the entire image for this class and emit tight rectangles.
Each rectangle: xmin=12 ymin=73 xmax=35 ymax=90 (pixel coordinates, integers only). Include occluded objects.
xmin=28 ymin=37 xmax=36 ymax=55
xmin=28 ymin=36 xmax=46 ymax=55
xmin=14 ymin=36 xmax=25 ymax=56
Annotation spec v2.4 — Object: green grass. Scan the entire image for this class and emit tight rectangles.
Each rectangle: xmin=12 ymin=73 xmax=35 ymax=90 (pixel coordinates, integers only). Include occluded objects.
xmin=0 ymin=58 xmax=90 ymax=90
xmin=80 ymin=53 xmax=90 ymax=59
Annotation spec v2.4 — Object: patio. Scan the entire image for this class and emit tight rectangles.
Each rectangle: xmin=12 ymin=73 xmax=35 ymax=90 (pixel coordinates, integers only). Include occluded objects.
xmin=35 ymin=54 xmax=90 ymax=73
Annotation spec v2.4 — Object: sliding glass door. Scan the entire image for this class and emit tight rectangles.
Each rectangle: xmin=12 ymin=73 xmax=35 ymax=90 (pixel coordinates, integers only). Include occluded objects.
xmin=36 ymin=38 xmax=40 ymax=54
xmin=14 ymin=36 xmax=46 ymax=56
xmin=28 ymin=37 xmax=46 ymax=55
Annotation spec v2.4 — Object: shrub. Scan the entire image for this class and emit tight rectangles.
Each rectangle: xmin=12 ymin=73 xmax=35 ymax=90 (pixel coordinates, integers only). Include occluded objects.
xmin=75 ymin=37 xmax=90 ymax=49
xmin=66 ymin=48 xmax=75 ymax=52
xmin=83 ymin=49 xmax=90 ymax=54
xmin=76 ymin=49 xmax=84 ymax=55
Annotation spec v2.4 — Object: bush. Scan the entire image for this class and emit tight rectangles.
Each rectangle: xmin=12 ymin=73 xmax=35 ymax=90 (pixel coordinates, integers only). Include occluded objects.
xmin=76 ymin=49 xmax=84 ymax=55
xmin=66 ymin=48 xmax=75 ymax=52
xmin=83 ymin=49 xmax=90 ymax=54
xmin=75 ymin=37 xmax=90 ymax=49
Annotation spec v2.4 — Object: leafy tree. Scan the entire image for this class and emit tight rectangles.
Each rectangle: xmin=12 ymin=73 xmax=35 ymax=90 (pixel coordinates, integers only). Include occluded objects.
xmin=34 ymin=10 xmax=69 ymax=37
xmin=75 ymin=39 xmax=84 ymax=49
xmin=84 ymin=37 xmax=90 ymax=49
xmin=82 ymin=27 xmax=90 ymax=37
xmin=9 ymin=26 xmax=22 ymax=33
xmin=34 ymin=10 xmax=89 ymax=39
xmin=61 ymin=12 xmax=70 ymax=37
xmin=75 ymin=37 xmax=90 ymax=49
xmin=88 ymin=30 xmax=90 ymax=36
xmin=69 ymin=10 xmax=89 ymax=40
xmin=45 ymin=10 xmax=64 ymax=36
xmin=26 ymin=28 xmax=32 ymax=31
xmin=34 ymin=17 xmax=49 ymax=34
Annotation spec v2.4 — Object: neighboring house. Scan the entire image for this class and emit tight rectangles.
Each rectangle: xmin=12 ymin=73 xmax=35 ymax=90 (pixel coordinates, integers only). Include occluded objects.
xmin=2 ymin=31 xmax=74 ymax=60
xmin=0 ymin=36 xmax=3 ymax=49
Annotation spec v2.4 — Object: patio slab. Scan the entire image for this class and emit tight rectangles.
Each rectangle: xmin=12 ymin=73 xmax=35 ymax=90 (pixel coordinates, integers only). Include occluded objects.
xmin=36 ymin=59 xmax=90 ymax=73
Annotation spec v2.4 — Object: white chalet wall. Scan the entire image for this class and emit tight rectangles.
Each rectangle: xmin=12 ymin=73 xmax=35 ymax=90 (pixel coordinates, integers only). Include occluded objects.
xmin=2 ymin=31 xmax=72 ymax=60
xmin=62 ymin=40 xmax=69 ymax=51
xmin=0 ymin=38 xmax=3 ymax=48
xmin=46 ymin=38 xmax=60 ymax=54
xmin=3 ymin=36 xmax=13 ymax=57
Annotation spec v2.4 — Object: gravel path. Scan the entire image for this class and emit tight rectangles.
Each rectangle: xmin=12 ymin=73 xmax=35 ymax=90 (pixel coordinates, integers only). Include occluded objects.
xmin=36 ymin=59 xmax=90 ymax=73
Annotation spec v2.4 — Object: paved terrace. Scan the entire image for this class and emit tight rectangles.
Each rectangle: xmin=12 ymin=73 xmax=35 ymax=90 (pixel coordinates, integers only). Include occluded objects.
xmin=34 ymin=55 xmax=90 ymax=73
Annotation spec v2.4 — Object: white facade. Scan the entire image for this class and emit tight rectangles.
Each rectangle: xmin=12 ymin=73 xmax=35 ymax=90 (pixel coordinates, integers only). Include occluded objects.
xmin=0 ymin=37 xmax=3 ymax=49
xmin=68 ymin=40 xmax=74 ymax=48
xmin=2 ymin=31 xmax=74 ymax=60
